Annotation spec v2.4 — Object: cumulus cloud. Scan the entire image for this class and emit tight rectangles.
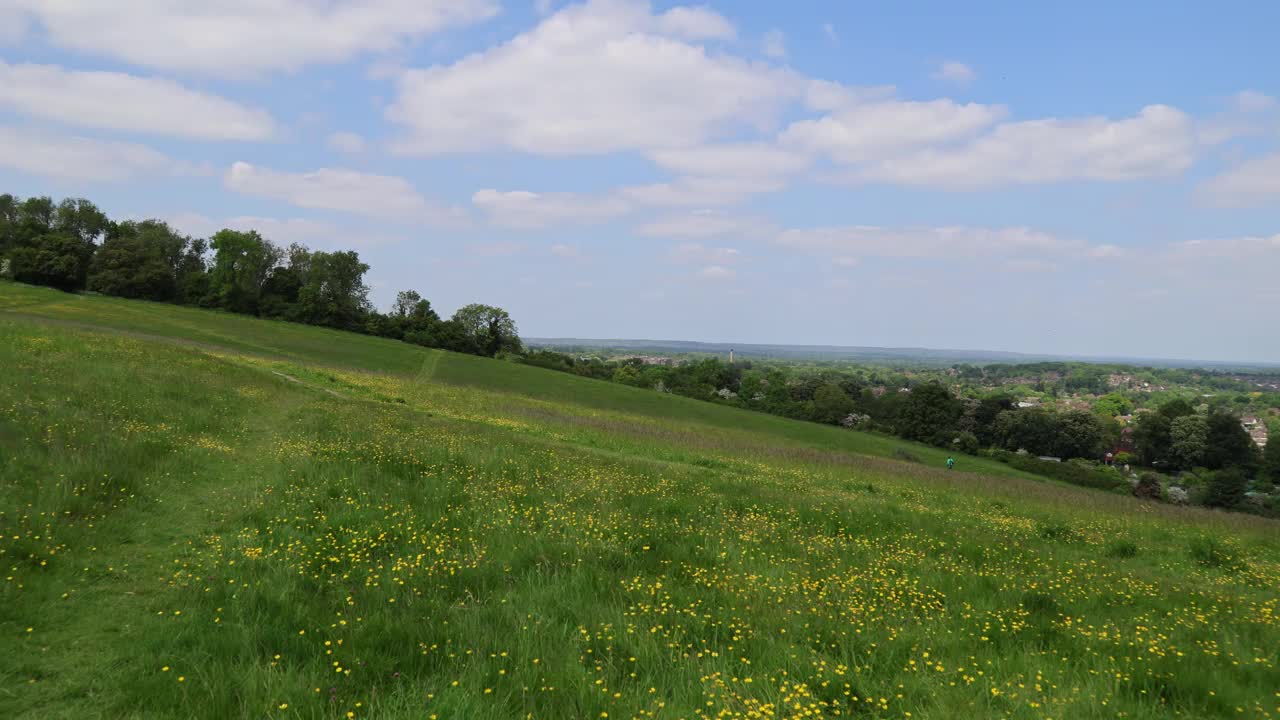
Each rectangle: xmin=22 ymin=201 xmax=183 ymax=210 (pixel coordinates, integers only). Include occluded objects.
xmin=776 ymin=225 xmax=1101 ymax=260
xmin=697 ymin=265 xmax=736 ymax=279
xmin=0 ymin=125 xmax=192 ymax=182
xmin=620 ymin=175 xmax=788 ymax=208
xmin=0 ymin=61 xmax=275 ymax=140
xmin=648 ymin=142 xmax=809 ymax=179
xmin=1198 ymin=152 xmax=1280 ymax=207
xmin=668 ymin=243 xmax=742 ymax=264
xmin=2 ymin=0 xmax=498 ymax=76
xmin=837 ymin=105 xmax=1195 ymax=188
xmin=932 ymin=60 xmax=975 ymax=84
xmin=224 ymin=161 xmax=462 ymax=223
xmin=388 ymin=0 xmax=799 ymax=155
xmin=782 ymin=99 xmax=1005 ymax=163
xmin=472 ymin=189 xmax=630 ymax=227
xmin=636 ymin=211 xmax=773 ymax=239
xmin=1164 ymin=233 xmax=1280 ymax=261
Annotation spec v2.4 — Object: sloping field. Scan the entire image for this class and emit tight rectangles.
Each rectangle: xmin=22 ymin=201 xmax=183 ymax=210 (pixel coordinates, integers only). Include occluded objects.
xmin=1 ymin=281 xmax=1277 ymax=719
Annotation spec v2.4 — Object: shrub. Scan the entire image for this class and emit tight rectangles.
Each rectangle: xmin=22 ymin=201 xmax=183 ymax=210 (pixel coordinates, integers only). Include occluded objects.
xmin=950 ymin=431 xmax=980 ymax=455
xmin=1204 ymin=469 xmax=1248 ymax=509
xmin=1037 ymin=520 xmax=1080 ymax=543
xmin=1105 ymin=539 xmax=1139 ymax=558
xmin=1004 ymin=454 xmax=1128 ymax=492
xmin=1132 ymin=473 xmax=1162 ymax=500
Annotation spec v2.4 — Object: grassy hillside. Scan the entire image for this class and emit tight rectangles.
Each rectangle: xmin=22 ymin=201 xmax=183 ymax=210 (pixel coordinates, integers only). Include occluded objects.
xmin=1 ymin=280 xmax=1277 ymax=719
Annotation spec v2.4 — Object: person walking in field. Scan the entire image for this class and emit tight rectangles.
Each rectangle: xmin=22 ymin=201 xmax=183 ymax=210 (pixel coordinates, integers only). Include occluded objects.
xmin=946 ymin=456 xmax=955 ymax=471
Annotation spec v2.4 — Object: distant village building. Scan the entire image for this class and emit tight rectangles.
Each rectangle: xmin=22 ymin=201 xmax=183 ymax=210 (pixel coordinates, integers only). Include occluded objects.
xmin=1243 ymin=418 xmax=1268 ymax=449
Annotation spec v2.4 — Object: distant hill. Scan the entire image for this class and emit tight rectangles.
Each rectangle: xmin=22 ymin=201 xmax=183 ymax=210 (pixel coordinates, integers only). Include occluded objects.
xmin=525 ymin=337 xmax=1280 ymax=370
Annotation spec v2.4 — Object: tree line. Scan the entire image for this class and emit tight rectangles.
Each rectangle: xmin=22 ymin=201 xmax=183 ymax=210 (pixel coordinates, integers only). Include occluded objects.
xmin=0 ymin=193 xmax=521 ymax=357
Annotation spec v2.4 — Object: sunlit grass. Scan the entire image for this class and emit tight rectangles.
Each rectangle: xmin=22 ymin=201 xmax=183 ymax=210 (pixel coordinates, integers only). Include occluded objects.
xmin=2 ymin=281 xmax=1277 ymax=719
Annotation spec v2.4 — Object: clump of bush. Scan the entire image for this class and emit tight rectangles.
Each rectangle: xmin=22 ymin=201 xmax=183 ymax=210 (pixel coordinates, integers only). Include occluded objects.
xmin=1204 ymin=468 xmax=1248 ymax=509
xmin=1132 ymin=472 xmax=1162 ymax=500
xmin=998 ymin=454 xmax=1127 ymax=492
xmin=1105 ymin=539 xmax=1139 ymax=559
xmin=1037 ymin=520 xmax=1080 ymax=543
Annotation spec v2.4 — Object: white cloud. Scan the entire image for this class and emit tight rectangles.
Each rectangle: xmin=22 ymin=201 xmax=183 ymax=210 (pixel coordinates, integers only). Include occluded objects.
xmin=0 ymin=125 xmax=190 ymax=182
xmin=3 ymin=0 xmax=498 ymax=76
xmin=550 ymin=243 xmax=581 ymax=257
xmin=620 ymin=175 xmax=787 ymax=208
xmin=781 ymin=99 xmax=1005 ymax=163
xmin=472 ymin=189 xmax=629 ymax=228
xmin=697 ymin=265 xmax=735 ymax=279
xmin=932 ymin=60 xmax=975 ymax=85
xmin=469 ymin=241 xmax=524 ymax=256
xmin=0 ymin=61 xmax=275 ymax=140
xmin=669 ymin=243 xmax=742 ymax=264
xmin=648 ymin=142 xmax=809 ymax=179
xmin=777 ymin=225 xmax=1099 ymax=260
xmin=841 ymin=105 xmax=1195 ymax=188
xmin=1197 ymin=90 xmax=1279 ymax=145
xmin=327 ymin=131 xmax=367 ymax=154
xmin=636 ymin=211 xmax=772 ymax=239
xmin=1231 ymin=90 xmax=1277 ymax=113
xmin=822 ymin=22 xmax=837 ymax=42
xmin=1165 ymin=233 xmax=1280 ymax=261
xmin=534 ymin=0 xmax=556 ymax=15
xmin=762 ymin=29 xmax=786 ymax=59
xmin=1002 ymin=259 xmax=1058 ymax=273
xmin=224 ymin=161 xmax=461 ymax=223
xmin=654 ymin=5 xmax=736 ymax=39
xmin=163 ymin=213 xmax=403 ymax=247
xmin=1198 ymin=152 xmax=1280 ymax=207
xmin=388 ymin=0 xmax=799 ymax=155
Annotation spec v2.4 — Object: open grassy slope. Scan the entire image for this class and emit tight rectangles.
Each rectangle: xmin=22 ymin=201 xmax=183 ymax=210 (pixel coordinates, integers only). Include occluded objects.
xmin=1 ymin=280 xmax=1277 ymax=719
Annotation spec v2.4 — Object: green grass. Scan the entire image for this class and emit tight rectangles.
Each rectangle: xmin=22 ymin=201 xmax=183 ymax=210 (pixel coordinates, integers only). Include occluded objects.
xmin=1 ymin=280 xmax=1278 ymax=719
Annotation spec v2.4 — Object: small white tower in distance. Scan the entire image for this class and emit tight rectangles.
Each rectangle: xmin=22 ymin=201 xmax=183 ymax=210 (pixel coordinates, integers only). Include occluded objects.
xmin=729 ymin=349 xmax=734 ymax=364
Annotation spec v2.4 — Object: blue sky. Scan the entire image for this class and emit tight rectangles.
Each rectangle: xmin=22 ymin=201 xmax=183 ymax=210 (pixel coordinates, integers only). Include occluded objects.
xmin=1 ymin=0 xmax=1277 ymax=362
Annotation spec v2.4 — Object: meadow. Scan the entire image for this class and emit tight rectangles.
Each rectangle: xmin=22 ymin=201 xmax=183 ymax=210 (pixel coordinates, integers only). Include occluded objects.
xmin=1 ymin=281 xmax=1277 ymax=719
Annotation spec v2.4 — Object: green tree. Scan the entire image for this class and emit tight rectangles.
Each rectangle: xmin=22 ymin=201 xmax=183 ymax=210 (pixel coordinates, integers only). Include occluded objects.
xmin=294 ymin=250 xmax=371 ymax=330
xmin=993 ymin=408 xmax=1057 ymax=456
xmin=812 ymin=383 xmax=854 ymax=424
xmin=1168 ymin=414 xmax=1209 ymax=470
xmin=1204 ymin=468 xmax=1248 ymax=509
xmin=1261 ymin=436 xmax=1280 ymax=488
xmin=1202 ymin=412 xmax=1258 ymax=471
xmin=1132 ymin=399 xmax=1196 ymax=466
xmin=87 ymin=220 xmax=193 ymax=301
xmin=53 ymin=198 xmax=110 ymax=247
xmin=1093 ymin=392 xmax=1133 ymax=418
xmin=452 ymin=304 xmax=522 ymax=356
xmin=0 ymin=193 xmax=18 ymax=262
xmin=208 ymin=229 xmax=281 ymax=314
xmin=9 ymin=233 xmax=96 ymax=290
xmin=895 ymin=382 xmax=961 ymax=442
xmin=1053 ymin=410 xmax=1105 ymax=459
xmin=389 ymin=289 xmax=441 ymax=344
